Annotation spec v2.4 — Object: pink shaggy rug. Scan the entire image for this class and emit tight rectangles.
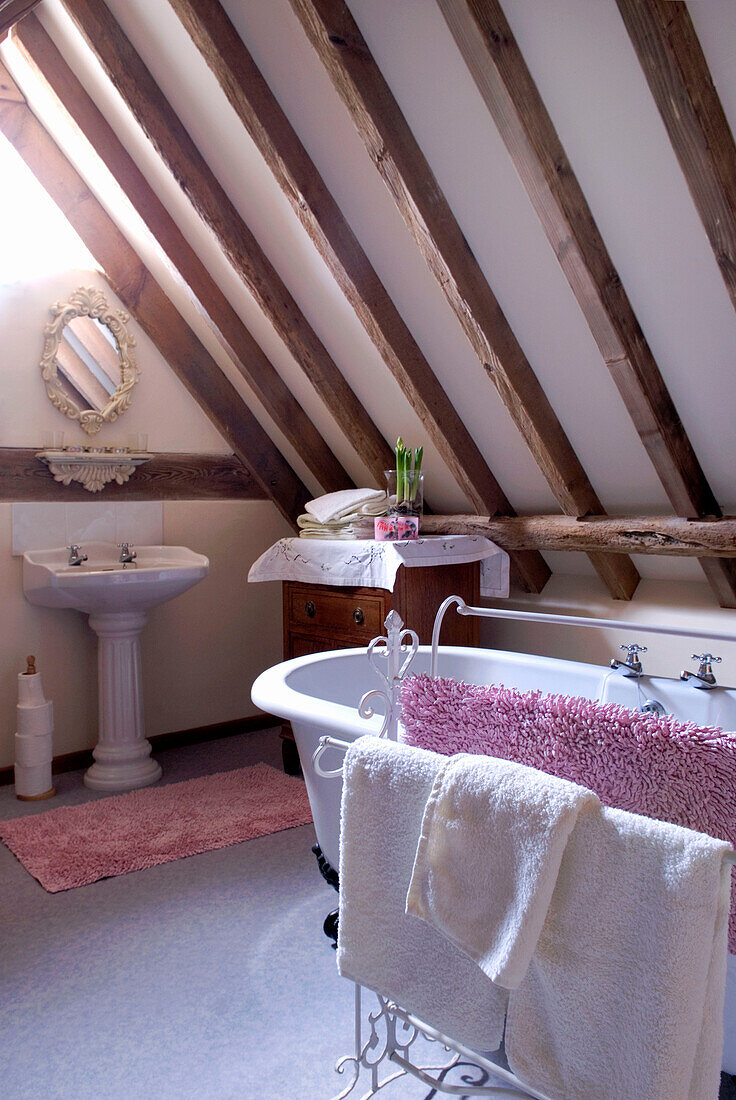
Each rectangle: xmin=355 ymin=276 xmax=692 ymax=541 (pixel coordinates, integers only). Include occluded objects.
xmin=0 ymin=763 xmax=312 ymax=892
xmin=401 ymin=673 xmax=736 ymax=952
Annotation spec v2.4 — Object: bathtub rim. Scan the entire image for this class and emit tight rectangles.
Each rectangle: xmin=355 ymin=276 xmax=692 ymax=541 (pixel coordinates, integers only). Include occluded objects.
xmin=251 ymin=643 xmax=614 ymax=739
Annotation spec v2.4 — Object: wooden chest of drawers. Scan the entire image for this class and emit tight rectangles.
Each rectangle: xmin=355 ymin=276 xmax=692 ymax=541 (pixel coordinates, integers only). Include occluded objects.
xmin=281 ymin=560 xmax=480 ymax=770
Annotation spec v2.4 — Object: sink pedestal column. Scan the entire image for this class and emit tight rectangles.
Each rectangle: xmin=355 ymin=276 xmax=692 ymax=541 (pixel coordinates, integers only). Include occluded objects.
xmin=84 ymin=610 xmax=162 ymax=791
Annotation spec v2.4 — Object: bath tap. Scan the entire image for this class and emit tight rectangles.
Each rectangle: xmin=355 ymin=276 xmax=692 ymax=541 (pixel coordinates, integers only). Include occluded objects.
xmin=117 ymin=542 xmax=137 ymax=564
xmin=610 ymin=643 xmax=646 ymax=678
xmin=680 ymin=653 xmax=721 ymax=690
xmin=67 ymin=545 xmax=87 ymax=567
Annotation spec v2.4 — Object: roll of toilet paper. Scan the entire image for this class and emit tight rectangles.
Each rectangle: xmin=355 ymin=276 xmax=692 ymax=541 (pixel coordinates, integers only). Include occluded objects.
xmin=17 ymin=672 xmax=46 ymax=707
xmin=15 ymin=731 xmax=53 ymax=767
xmin=14 ymin=762 xmax=53 ymax=800
xmin=15 ymin=701 xmax=53 ymax=737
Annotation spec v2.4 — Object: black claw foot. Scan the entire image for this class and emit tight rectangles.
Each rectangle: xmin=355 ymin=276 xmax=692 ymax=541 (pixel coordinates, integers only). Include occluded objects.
xmin=323 ymin=908 xmax=339 ymax=949
xmin=312 ymin=842 xmax=339 ymax=891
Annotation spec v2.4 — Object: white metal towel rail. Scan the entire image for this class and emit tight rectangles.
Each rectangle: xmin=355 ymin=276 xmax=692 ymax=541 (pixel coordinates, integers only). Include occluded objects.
xmin=430 ymin=594 xmax=736 ymax=677
xmin=315 ymin=609 xmax=735 ymax=1098
xmin=314 ymin=733 xmax=736 ymax=870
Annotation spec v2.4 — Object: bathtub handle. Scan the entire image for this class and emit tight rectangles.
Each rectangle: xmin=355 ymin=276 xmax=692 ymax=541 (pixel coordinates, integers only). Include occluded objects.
xmin=312 ymin=734 xmax=351 ymax=779
xmin=353 ymin=607 xmax=365 ymax=625
xmin=305 ymin=600 xmax=316 ymax=618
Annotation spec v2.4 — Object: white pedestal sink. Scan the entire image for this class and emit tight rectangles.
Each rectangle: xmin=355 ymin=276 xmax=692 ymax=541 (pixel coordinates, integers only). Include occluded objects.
xmin=23 ymin=543 xmax=209 ymax=791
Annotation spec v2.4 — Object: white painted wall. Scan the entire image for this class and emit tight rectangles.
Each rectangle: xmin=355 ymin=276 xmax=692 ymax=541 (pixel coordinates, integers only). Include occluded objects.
xmin=482 ymin=575 xmax=736 ymax=692
xmin=0 ymin=265 xmax=230 ymax=453
xmin=0 ymin=254 xmax=290 ymax=769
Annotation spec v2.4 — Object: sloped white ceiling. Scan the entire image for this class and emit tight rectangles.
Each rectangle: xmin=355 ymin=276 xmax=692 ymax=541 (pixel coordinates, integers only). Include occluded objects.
xmin=12 ymin=0 xmax=736 ymax=585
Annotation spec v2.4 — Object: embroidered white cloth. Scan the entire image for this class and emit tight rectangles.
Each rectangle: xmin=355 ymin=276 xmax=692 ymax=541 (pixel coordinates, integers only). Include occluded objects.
xmin=247 ymin=535 xmax=510 ymax=598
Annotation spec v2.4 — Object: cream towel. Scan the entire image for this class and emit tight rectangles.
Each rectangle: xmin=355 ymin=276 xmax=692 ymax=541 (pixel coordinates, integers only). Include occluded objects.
xmin=406 ymin=754 xmax=598 ymax=989
xmin=298 ymin=526 xmax=358 ymax=540
xmin=337 ymin=738 xmax=508 ymax=1051
xmin=506 ymin=803 xmax=732 ymax=1100
xmin=305 ymin=488 xmax=386 ymax=524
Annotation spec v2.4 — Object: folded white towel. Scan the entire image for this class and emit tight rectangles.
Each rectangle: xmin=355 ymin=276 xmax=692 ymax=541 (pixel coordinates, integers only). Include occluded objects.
xmin=305 ymin=488 xmax=386 ymax=525
xmin=298 ymin=527 xmax=358 ymax=540
xmin=338 ymin=737 xmax=508 ymax=1051
xmin=406 ymin=754 xmax=598 ymax=989
xmin=506 ymin=804 xmax=732 ymax=1100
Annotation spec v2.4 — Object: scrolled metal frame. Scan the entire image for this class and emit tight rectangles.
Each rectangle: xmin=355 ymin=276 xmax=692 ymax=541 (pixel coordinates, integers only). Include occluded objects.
xmin=331 ymin=985 xmax=550 ymax=1099
xmin=40 ymin=286 xmax=139 ymax=435
xmin=357 ymin=609 xmax=419 ymax=739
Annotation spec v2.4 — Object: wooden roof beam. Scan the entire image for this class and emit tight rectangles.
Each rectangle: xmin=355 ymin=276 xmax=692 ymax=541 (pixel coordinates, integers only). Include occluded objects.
xmin=0 ymin=0 xmax=41 ymax=40
xmin=288 ymin=0 xmax=639 ymax=601
xmin=166 ymin=0 xmax=549 ymax=593
xmin=12 ymin=14 xmax=351 ymax=497
xmin=167 ymin=3 xmax=500 ymax=516
xmin=422 ymin=513 xmax=736 ymax=559
xmin=0 ymin=448 xmax=268 ymax=501
xmin=437 ymin=0 xmax=736 ymax=609
xmin=61 ymin=0 xmax=396 ymax=491
xmin=617 ymin=0 xmax=736 ymax=316
xmin=0 ymin=61 xmax=310 ymax=524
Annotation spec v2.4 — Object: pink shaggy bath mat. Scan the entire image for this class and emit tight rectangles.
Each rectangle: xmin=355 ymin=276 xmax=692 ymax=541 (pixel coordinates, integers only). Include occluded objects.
xmin=0 ymin=763 xmax=312 ymax=892
xmin=401 ymin=674 xmax=736 ymax=952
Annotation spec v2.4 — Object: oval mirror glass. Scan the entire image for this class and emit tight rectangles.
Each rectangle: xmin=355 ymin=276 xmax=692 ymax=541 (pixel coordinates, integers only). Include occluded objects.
xmin=41 ymin=287 xmax=139 ymax=434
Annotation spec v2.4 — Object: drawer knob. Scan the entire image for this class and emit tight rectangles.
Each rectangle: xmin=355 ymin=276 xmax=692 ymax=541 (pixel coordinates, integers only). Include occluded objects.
xmin=353 ymin=607 xmax=365 ymax=625
xmin=305 ymin=601 xmax=316 ymax=618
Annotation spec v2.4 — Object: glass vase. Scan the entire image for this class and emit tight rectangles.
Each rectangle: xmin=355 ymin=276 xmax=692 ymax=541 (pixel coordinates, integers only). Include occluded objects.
xmin=385 ymin=468 xmax=424 ymax=539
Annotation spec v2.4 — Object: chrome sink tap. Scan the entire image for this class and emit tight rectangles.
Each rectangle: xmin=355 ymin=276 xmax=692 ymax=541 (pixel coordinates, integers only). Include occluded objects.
xmin=610 ymin=643 xmax=646 ymax=678
xmin=117 ymin=542 xmax=137 ymax=565
xmin=67 ymin=544 xmax=88 ymax=567
xmin=680 ymin=653 xmax=721 ymax=690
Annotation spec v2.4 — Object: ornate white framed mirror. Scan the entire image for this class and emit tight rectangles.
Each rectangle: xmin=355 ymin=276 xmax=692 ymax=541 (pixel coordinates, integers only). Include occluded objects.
xmin=40 ymin=286 xmax=140 ymax=435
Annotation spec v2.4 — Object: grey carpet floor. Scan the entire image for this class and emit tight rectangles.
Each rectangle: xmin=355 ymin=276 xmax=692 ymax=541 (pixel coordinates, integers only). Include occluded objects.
xmin=0 ymin=730 xmax=441 ymax=1100
xmin=1 ymin=731 xmax=732 ymax=1099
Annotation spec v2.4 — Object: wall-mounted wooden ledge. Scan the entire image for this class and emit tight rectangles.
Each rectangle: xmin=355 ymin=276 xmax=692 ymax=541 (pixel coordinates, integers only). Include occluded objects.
xmin=421 ymin=514 xmax=736 ymax=558
xmin=0 ymin=447 xmax=268 ymax=500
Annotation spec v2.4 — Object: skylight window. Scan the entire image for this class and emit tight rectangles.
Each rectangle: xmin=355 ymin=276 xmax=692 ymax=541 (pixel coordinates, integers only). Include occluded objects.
xmin=0 ymin=130 xmax=98 ymax=285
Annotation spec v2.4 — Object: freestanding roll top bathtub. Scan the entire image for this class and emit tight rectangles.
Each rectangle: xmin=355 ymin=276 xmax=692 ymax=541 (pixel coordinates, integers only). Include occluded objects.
xmin=251 ymin=641 xmax=736 ymax=1074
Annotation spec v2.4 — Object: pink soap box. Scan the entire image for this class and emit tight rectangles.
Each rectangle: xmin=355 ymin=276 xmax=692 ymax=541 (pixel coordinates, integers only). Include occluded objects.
xmin=374 ymin=515 xmax=420 ymax=541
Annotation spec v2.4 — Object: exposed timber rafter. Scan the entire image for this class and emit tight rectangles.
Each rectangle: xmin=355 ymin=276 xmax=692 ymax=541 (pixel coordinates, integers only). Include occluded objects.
xmin=617 ymin=0 xmax=736 ymax=316
xmin=437 ymin=0 xmax=736 ymax=609
xmin=0 ymin=60 xmax=310 ymax=524
xmin=288 ymin=0 xmax=640 ymax=601
xmin=60 ymin=0 xmax=397 ymax=493
xmin=421 ymin=514 xmax=736 ymax=559
xmin=166 ymin=0 xmax=549 ymax=594
xmin=12 ymin=14 xmax=351 ymax=497
xmin=167 ymin=0 xmax=503 ymax=520
xmin=0 ymin=0 xmax=40 ymax=39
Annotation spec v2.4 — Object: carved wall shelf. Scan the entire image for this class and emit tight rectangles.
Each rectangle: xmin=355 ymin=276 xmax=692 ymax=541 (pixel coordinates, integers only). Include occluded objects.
xmin=36 ymin=450 xmax=150 ymax=494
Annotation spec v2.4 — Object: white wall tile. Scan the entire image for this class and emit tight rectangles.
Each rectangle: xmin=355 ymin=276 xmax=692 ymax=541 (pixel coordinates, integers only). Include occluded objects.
xmin=65 ymin=503 xmax=116 ymax=546
xmin=11 ymin=503 xmax=67 ymax=555
xmin=114 ymin=503 xmax=163 ymax=546
xmin=12 ymin=501 xmax=167 ymax=555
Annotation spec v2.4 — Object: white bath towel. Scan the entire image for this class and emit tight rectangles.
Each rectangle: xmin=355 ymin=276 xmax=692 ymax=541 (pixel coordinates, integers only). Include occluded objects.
xmin=406 ymin=754 xmax=598 ymax=989
xmin=305 ymin=488 xmax=386 ymax=525
xmin=506 ymin=803 xmax=732 ymax=1100
xmin=337 ymin=737 xmax=508 ymax=1051
xmin=297 ymin=523 xmax=359 ymax=540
